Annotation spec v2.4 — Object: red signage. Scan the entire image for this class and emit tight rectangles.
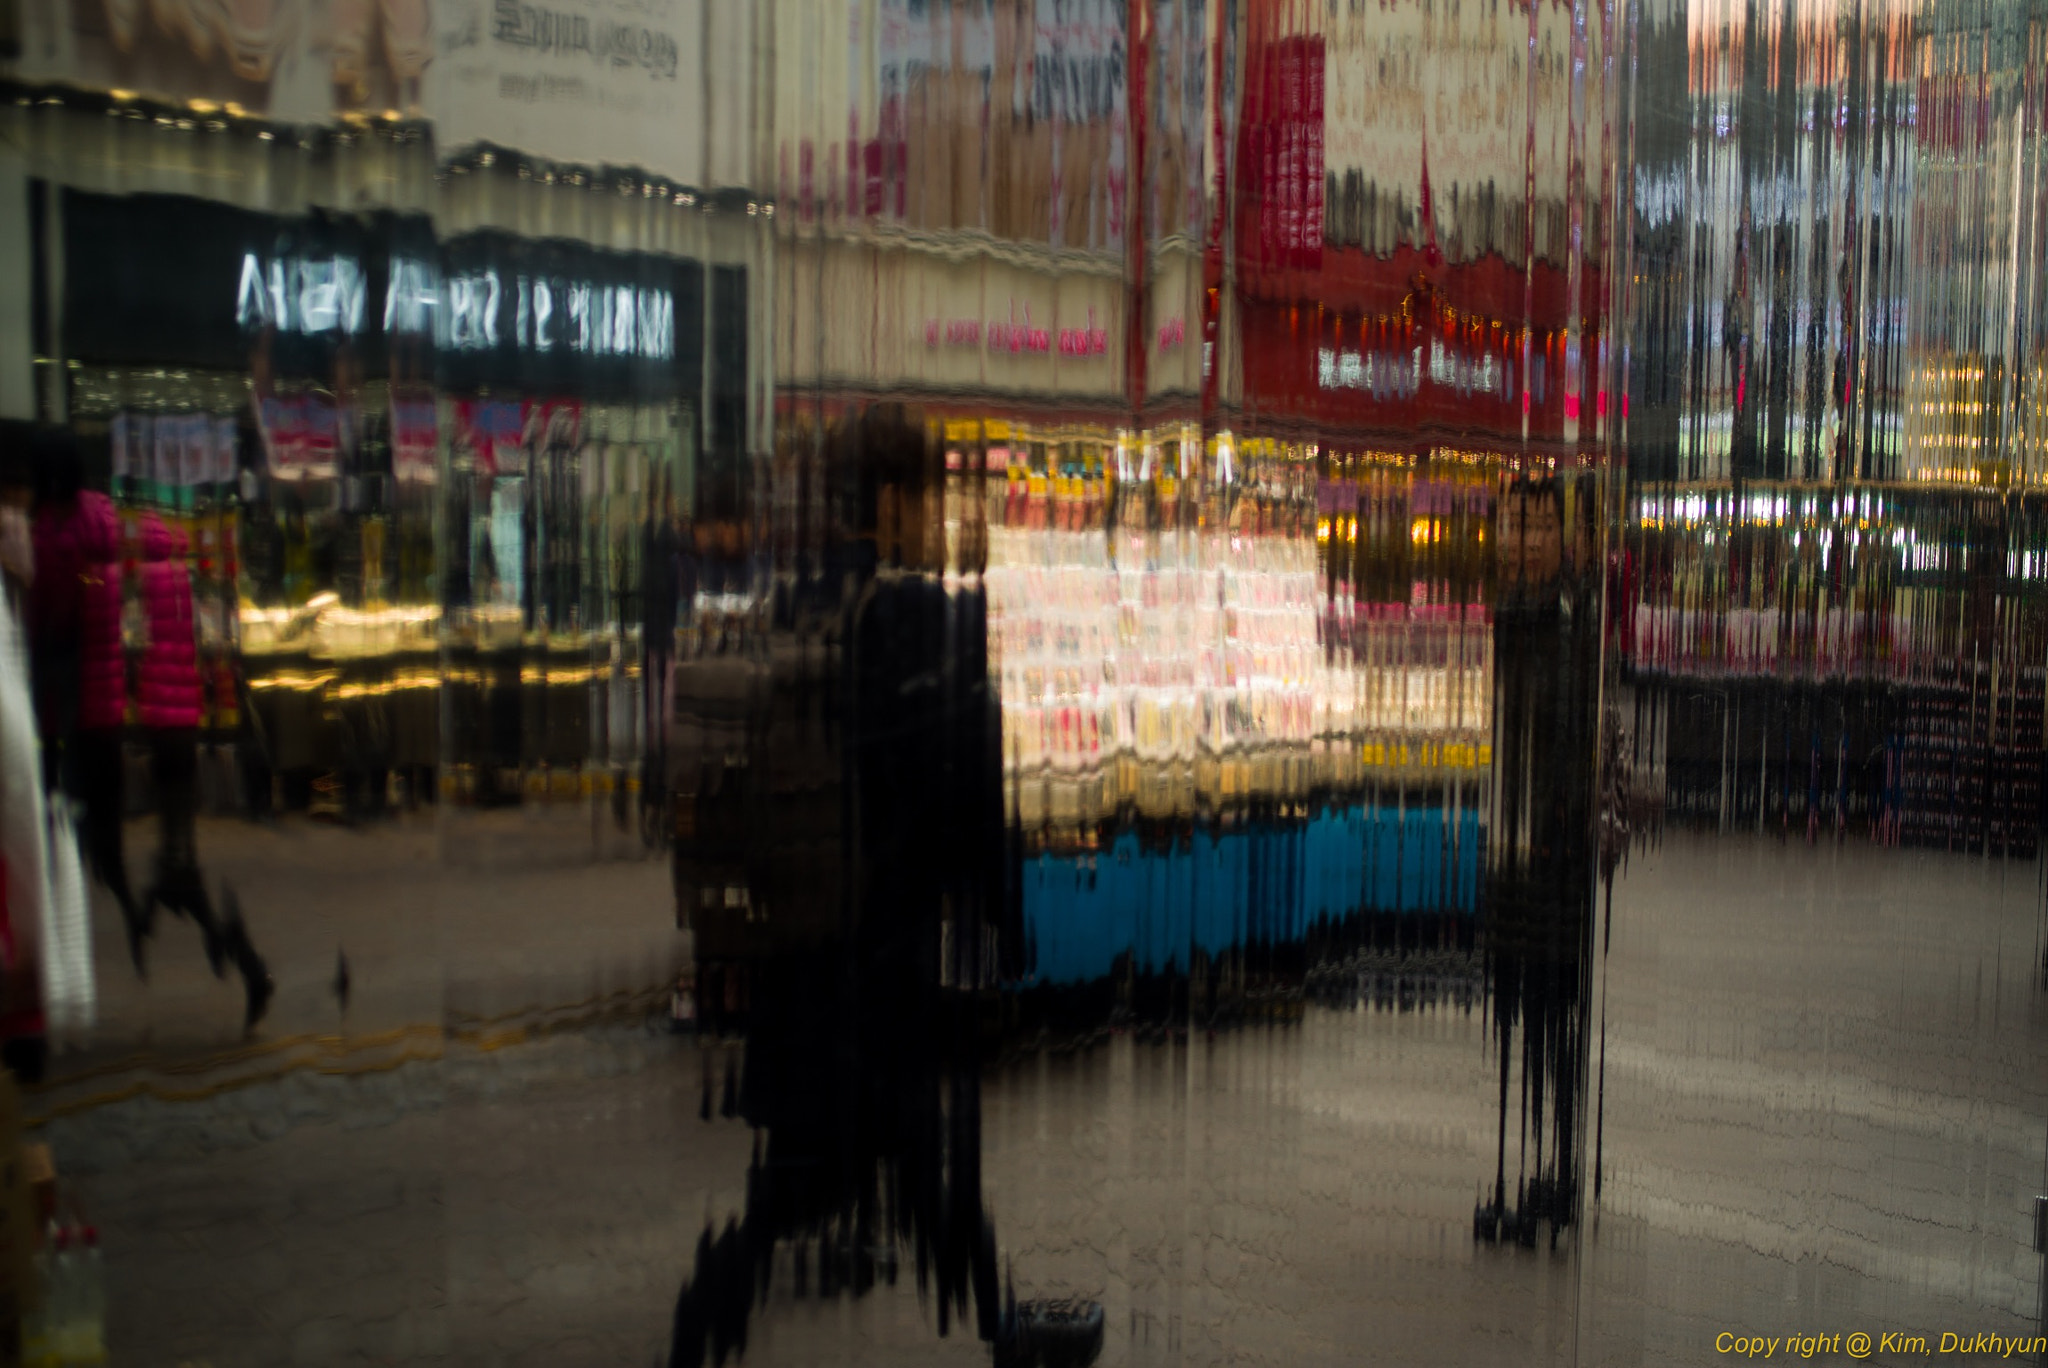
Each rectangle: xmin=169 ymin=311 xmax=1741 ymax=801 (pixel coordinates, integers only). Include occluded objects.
xmin=924 ymin=319 xmax=984 ymax=349
xmin=917 ymin=303 xmax=1109 ymax=360
xmin=1058 ymin=310 xmax=1109 ymax=358
xmin=1238 ymin=33 xmax=1326 ymax=279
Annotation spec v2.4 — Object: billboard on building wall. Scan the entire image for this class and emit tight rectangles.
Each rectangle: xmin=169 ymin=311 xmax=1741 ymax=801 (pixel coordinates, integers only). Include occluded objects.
xmin=7 ymin=0 xmax=428 ymax=117
xmin=8 ymin=0 xmax=733 ymax=189
xmin=422 ymin=0 xmax=705 ymax=182
xmin=779 ymin=0 xmax=1123 ymax=248
xmin=1318 ymin=0 xmax=1590 ymax=265
xmin=790 ymin=238 xmax=1125 ymax=401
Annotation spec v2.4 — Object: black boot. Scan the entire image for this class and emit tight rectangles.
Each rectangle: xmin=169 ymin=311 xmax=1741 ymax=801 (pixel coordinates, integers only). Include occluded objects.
xmin=149 ymin=869 xmax=190 ymax=922
xmin=242 ymin=959 xmax=276 ymax=1034
xmin=220 ymin=887 xmax=275 ymax=1033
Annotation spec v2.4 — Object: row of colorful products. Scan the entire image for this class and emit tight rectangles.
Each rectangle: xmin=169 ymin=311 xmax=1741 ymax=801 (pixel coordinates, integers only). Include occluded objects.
xmin=987 ymin=527 xmax=1491 ymax=770
xmin=256 ymin=393 xmax=439 ymax=484
xmin=107 ymin=412 xmax=237 ymax=498
xmin=1625 ymin=601 xmax=2041 ymax=682
xmin=107 ymin=392 xmax=446 ymax=492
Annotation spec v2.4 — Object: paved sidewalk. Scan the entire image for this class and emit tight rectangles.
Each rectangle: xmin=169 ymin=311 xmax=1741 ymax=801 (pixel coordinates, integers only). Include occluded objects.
xmin=63 ymin=1021 xmax=983 ymax=1368
xmin=56 ymin=807 xmax=688 ymax=1079
xmin=65 ymin=1008 xmax=1579 ymax=1368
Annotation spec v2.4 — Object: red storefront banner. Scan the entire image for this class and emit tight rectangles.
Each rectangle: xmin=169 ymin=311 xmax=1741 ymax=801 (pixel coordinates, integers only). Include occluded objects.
xmin=1237 ymin=33 xmax=1326 ymax=280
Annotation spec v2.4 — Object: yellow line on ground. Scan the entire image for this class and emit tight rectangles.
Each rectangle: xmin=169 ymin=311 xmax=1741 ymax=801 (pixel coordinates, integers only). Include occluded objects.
xmin=24 ymin=988 xmax=675 ymax=1128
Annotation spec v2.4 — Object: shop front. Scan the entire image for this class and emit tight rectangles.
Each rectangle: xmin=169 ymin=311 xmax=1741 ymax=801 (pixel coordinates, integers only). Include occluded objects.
xmin=46 ymin=148 xmax=742 ymax=828
xmin=426 ymin=227 xmax=708 ymax=817
xmin=58 ymin=183 xmax=439 ymax=817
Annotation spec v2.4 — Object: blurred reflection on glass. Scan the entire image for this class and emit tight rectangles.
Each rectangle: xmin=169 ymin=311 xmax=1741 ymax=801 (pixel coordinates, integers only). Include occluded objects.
xmin=0 ymin=0 xmax=2044 ymax=1364
xmin=1586 ymin=0 xmax=2048 ymax=1361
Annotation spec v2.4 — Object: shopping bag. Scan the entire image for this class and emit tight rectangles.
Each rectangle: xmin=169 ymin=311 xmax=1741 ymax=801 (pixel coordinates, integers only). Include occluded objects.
xmin=38 ymin=805 xmax=94 ymax=1046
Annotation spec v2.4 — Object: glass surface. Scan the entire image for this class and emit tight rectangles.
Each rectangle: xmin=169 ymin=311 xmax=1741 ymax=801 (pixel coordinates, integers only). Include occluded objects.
xmin=0 ymin=0 xmax=2040 ymax=1364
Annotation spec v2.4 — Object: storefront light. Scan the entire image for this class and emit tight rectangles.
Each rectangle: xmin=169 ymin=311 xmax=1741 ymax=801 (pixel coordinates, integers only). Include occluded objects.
xmin=248 ymin=672 xmax=340 ymax=693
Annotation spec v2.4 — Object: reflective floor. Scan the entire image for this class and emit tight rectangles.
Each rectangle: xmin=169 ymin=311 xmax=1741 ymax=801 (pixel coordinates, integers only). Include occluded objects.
xmin=1 ymin=0 xmax=2047 ymax=1363
xmin=56 ymin=826 xmax=2045 ymax=1365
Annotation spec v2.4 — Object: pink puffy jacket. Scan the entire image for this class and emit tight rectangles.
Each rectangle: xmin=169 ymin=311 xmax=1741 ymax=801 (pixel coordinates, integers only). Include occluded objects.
xmin=29 ymin=492 xmax=126 ymax=732
xmin=137 ymin=514 xmax=205 ymax=731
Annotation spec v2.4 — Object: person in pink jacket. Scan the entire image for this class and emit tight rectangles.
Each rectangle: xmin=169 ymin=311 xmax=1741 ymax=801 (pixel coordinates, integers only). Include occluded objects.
xmin=28 ymin=430 xmax=144 ymax=973
xmin=136 ymin=510 xmax=273 ymax=1031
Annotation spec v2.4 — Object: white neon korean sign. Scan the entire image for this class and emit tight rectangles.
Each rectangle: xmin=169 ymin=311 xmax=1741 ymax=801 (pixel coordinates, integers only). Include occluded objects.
xmin=238 ymin=252 xmax=676 ymax=363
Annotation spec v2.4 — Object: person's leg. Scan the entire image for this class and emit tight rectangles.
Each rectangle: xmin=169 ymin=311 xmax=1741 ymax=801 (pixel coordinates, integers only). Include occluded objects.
xmin=642 ymin=646 xmax=660 ymax=768
xmin=151 ymin=728 xmax=200 ymax=880
xmin=150 ymin=729 xmax=273 ymax=1027
xmin=642 ymin=646 xmax=673 ymax=845
xmin=149 ymin=729 xmax=216 ymax=961
xmin=33 ymin=643 xmax=80 ymax=797
xmin=650 ymin=648 xmax=675 ymax=774
xmin=73 ymin=729 xmax=146 ymax=972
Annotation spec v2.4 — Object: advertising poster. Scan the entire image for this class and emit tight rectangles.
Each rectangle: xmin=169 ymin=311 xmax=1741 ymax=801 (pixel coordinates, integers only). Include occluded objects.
xmin=10 ymin=0 xmax=429 ymax=118
xmin=456 ymin=398 xmax=525 ymax=475
xmin=151 ymin=415 xmax=179 ymax=489
xmin=179 ymin=412 xmax=212 ymax=488
xmin=257 ymin=391 xmax=341 ymax=482
xmin=213 ymin=416 xmax=242 ymax=485
xmin=392 ymin=393 xmax=439 ymax=483
xmin=1238 ymin=32 xmax=1324 ymax=277
xmin=527 ymin=398 xmax=582 ymax=454
xmin=423 ymin=0 xmax=704 ymax=181
xmin=109 ymin=412 xmax=137 ymax=483
xmin=301 ymin=394 xmax=340 ymax=479
xmin=1026 ymin=0 xmax=1128 ymax=252
xmin=1320 ymin=3 xmax=1576 ymax=258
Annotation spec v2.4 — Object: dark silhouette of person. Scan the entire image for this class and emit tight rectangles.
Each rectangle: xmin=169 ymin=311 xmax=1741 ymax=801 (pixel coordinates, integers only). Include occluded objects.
xmin=668 ymin=407 xmax=1022 ymax=1368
